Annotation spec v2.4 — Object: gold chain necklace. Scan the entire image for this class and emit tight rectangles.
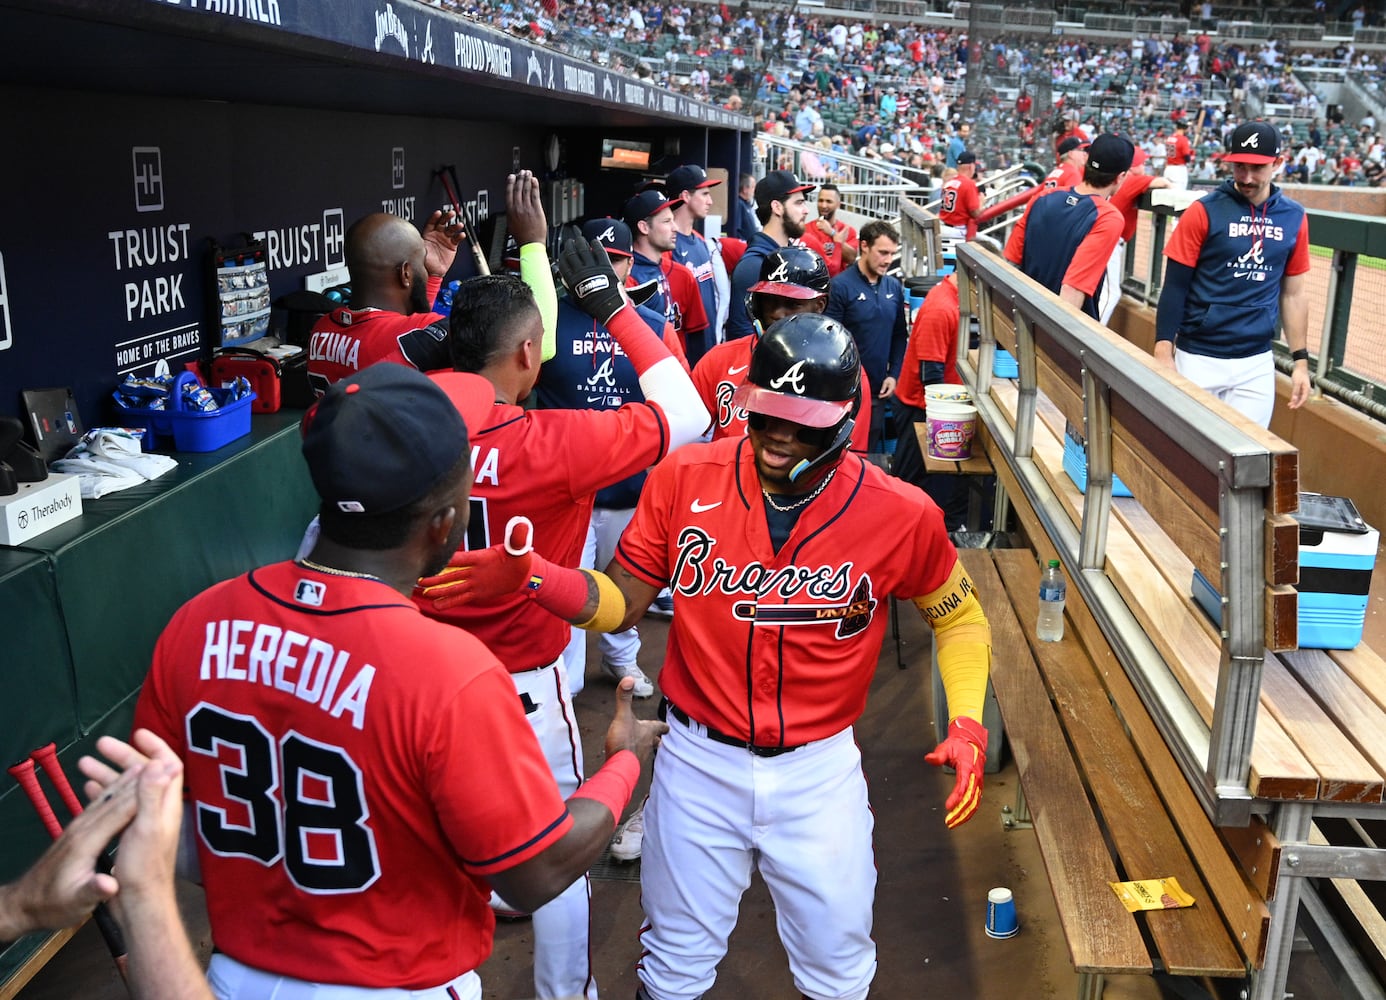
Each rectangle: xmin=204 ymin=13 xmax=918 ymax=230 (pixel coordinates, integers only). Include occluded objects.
xmin=762 ymin=468 xmax=836 ymax=513
xmin=296 ymin=557 xmax=380 ymax=581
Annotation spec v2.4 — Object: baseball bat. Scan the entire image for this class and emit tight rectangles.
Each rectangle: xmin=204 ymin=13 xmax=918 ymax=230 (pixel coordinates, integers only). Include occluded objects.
xmin=9 ymin=753 xmax=130 ymax=983
xmin=435 ymin=165 xmax=491 ymax=276
xmin=32 ymin=742 xmax=83 ymax=818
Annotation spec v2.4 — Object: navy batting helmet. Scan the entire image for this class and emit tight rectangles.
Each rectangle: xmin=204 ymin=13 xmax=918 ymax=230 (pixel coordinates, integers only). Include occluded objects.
xmin=746 ymin=246 xmax=831 ymax=328
xmin=733 ymin=313 xmax=861 ymax=480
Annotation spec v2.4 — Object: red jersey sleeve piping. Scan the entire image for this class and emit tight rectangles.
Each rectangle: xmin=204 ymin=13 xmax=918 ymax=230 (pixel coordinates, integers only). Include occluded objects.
xmin=461 ymin=808 xmax=574 ymax=874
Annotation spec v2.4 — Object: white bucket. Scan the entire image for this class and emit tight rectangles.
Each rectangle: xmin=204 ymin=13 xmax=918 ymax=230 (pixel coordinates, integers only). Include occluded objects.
xmin=925 ymin=383 xmax=971 ymax=405
xmin=925 ymin=402 xmax=977 ymax=460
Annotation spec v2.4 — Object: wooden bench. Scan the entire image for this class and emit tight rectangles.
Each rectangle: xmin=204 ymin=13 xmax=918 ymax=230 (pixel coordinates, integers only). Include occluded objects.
xmin=948 ymin=241 xmax=1386 ymax=1000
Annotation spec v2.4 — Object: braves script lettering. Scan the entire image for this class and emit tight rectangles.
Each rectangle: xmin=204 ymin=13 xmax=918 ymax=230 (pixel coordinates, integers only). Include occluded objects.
xmin=671 ymin=526 xmax=855 ymax=601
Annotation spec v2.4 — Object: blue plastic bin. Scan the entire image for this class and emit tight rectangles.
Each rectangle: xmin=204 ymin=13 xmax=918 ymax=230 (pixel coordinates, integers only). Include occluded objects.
xmin=121 ymin=372 xmax=255 ymax=452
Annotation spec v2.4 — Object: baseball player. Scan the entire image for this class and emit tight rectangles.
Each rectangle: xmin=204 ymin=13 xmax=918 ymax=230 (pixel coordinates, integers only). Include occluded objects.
xmin=694 ymin=245 xmax=872 ymax=452
xmin=891 ymin=273 xmax=969 ymax=529
xmin=797 ymin=183 xmax=859 ymax=277
xmin=1038 ymin=136 xmax=1087 ymax=195
xmin=937 ymin=152 xmax=982 ymax=239
xmin=725 ymin=170 xmax=815 ymax=341
xmin=666 ymin=164 xmax=728 ymax=358
xmin=1099 ymin=147 xmax=1171 ymax=325
xmin=1155 ymin=121 xmax=1311 ymax=428
xmin=537 ymin=217 xmax=687 ymax=707
xmin=414 ymin=240 xmax=708 ymax=999
xmin=132 ymin=363 xmax=664 ymax=1000
xmin=1004 ymin=133 xmax=1134 ymax=320
xmin=1164 ymin=120 xmax=1194 ymax=190
xmin=307 ymin=172 xmax=557 ymax=395
xmin=437 ymin=313 xmax=992 ymax=1000
xmin=825 ymin=220 xmax=908 ymax=453
xmin=626 ymin=189 xmax=709 ymax=361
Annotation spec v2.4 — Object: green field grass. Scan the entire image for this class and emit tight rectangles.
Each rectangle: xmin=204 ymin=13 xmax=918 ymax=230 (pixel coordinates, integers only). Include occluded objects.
xmin=1311 ymin=245 xmax=1386 ymax=271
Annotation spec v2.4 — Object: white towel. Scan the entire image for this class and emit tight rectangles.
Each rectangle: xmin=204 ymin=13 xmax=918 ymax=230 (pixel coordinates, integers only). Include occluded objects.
xmin=52 ymin=428 xmax=179 ymax=499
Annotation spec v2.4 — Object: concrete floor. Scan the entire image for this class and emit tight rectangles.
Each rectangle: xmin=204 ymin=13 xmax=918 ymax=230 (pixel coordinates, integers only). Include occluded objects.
xmin=16 ymin=608 xmax=1337 ymax=999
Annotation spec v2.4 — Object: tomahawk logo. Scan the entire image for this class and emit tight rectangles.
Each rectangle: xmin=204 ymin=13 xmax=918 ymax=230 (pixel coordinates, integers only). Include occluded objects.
xmin=603 ymin=74 xmax=616 ymax=100
xmin=0 ymin=252 xmax=11 ymax=352
xmin=765 ymin=258 xmax=791 ymax=283
xmin=391 ymin=147 xmax=406 ymax=190
xmin=769 ymin=360 xmax=808 ymax=394
xmin=526 ymin=51 xmax=544 ymax=85
xmin=132 ymin=147 xmax=164 ymax=213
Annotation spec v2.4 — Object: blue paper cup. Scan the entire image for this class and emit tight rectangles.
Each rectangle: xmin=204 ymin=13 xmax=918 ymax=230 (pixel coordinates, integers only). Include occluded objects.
xmin=985 ymin=886 xmax=1019 ymax=939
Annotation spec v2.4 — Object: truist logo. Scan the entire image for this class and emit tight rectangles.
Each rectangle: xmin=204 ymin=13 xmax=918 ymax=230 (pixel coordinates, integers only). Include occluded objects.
xmin=670 ymin=527 xmax=877 ymax=638
xmin=768 ymin=360 xmax=808 ymax=395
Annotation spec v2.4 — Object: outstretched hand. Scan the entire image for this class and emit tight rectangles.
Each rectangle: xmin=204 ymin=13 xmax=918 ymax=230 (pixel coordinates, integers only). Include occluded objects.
xmin=923 ymin=716 xmax=988 ymax=828
xmin=416 ymin=517 xmax=535 ymax=610
xmin=602 ymin=677 xmax=667 ymax=768
xmin=422 ymin=208 xmax=466 ymax=277
xmin=558 ymin=237 xmax=628 ymax=325
xmin=507 ymin=170 xmax=549 ymax=247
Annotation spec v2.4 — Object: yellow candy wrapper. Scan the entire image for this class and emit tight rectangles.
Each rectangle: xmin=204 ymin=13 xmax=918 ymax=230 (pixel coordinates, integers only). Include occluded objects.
xmin=1108 ymin=877 xmax=1196 ymax=913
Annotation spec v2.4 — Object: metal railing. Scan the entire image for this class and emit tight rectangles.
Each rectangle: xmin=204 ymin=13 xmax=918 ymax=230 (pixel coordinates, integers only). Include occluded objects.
xmin=750 ymin=132 xmax=926 ymax=223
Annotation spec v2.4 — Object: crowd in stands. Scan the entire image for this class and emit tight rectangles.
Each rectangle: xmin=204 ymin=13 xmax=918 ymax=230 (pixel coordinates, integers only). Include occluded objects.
xmin=422 ymin=0 xmax=1386 ymax=188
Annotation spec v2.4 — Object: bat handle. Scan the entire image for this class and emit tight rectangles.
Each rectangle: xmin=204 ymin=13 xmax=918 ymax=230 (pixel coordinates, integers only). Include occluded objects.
xmin=32 ymin=742 xmax=84 ymax=818
xmin=8 ymin=759 xmax=63 ymax=839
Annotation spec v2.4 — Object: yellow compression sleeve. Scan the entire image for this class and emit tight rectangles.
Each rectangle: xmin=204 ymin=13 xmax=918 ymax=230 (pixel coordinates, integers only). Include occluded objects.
xmin=912 ymin=560 xmax=992 ymax=723
xmin=576 ymin=569 xmax=627 ymax=633
xmin=519 ymin=243 xmax=558 ymax=362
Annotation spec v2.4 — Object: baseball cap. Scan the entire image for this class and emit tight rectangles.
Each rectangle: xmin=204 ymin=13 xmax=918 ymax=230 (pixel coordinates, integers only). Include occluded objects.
xmin=301 ymin=364 xmax=467 ymax=515
xmin=755 ymin=170 xmax=816 ymax=211
xmin=1132 ymin=146 xmax=1149 ymax=169
xmin=580 ymin=217 xmax=633 ymax=258
xmin=622 ymin=189 xmax=682 ymax=229
xmin=1086 ymin=133 xmax=1135 ymax=174
xmin=667 ymin=163 xmax=722 ymax=195
xmin=957 ymin=151 xmax=977 ymax=164
xmin=1056 ymin=136 xmax=1087 ymax=156
xmin=1224 ymin=121 xmax=1281 ymax=163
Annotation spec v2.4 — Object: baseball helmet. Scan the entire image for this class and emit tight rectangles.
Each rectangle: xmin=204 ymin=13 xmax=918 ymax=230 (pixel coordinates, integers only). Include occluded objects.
xmin=732 ymin=313 xmax=861 ymax=481
xmin=746 ymin=246 xmax=830 ymax=327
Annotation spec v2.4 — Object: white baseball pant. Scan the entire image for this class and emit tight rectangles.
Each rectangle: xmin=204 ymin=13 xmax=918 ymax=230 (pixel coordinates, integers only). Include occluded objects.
xmin=510 ymin=656 xmax=599 ymax=1000
xmin=636 ymin=711 xmax=876 ymax=1000
xmin=208 ymin=955 xmax=482 ymax=999
xmin=1164 ymin=163 xmax=1189 ymax=190
xmin=1098 ymin=237 xmax=1126 ymax=325
xmin=563 ymin=506 xmax=641 ymax=692
xmin=1174 ymin=348 xmax=1276 ymax=428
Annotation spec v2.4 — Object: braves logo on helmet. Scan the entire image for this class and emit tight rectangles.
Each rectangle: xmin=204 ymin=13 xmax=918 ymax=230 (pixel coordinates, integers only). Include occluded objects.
xmin=765 ymin=258 xmax=791 ymax=284
xmin=594 ymin=225 xmax=617 ymax=245
xmin=768 ymin=360 xmax=809 ymax=395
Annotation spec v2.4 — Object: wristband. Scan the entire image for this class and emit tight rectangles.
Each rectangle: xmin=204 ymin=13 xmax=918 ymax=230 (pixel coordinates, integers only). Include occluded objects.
xmin=525 ymin=553 xmax=590 ymax=621
xmin=1290 ymin=348 xmax=1309 ymax=363
xmin=570 ymin=749 xmax=640 ymax=828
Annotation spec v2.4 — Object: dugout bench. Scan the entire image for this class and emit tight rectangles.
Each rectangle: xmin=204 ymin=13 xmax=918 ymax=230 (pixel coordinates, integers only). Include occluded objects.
xmin=0 ymin=411 xmax=317 ymax=998
xmin=948 ymin=241 xmax=1386 ymax=1000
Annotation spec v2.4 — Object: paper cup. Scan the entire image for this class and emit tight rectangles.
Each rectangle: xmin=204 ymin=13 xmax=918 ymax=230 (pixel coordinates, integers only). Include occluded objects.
xmin=985 ymin=886 xmax=1019 ymax=939
xmin=925 ymin=403 xmax=976 ymax=460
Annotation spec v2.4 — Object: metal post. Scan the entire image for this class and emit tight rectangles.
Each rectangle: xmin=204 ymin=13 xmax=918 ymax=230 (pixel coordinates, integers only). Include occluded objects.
xmin=1247 ymin=803 xmax=1313 ymax=1000
xmin=1079 ymin=366 xmax=1113 ymax=573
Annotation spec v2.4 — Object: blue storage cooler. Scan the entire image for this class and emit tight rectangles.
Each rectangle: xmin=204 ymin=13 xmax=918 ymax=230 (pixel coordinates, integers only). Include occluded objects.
xmin=1191 ymin=494 xmax=1377 ymax=649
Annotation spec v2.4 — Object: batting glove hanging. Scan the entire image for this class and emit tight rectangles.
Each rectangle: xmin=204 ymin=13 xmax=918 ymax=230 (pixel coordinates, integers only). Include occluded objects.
xmin=417 ymin=517 xmax=534 ymax=610
xmin=558 ymin=237 xmax=627 ymax=324
xmin=924 ymin=716 xmax=988 ymax=828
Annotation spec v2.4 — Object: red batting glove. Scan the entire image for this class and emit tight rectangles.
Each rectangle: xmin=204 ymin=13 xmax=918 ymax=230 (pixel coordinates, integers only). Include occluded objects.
xmin=416 ymin=518 xmax=534 ymax=610
xmin=923 ymin=716 xmax=988 ymax=828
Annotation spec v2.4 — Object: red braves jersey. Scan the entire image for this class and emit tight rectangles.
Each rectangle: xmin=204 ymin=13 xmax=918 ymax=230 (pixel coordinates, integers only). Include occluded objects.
xmin=133 ymin=563 xmax=570 ymax=988
xmin=416 ymin=368 xmax=673 ymax=671
xmin=938 ymin=174 xmax=980 ymax=227
xmin=1109 ymin=172 xmax=1158 ymax=242
xmin=1166 ymin=133 xmax=1193 ymax=166
xmin=615 ymin=439 xmax=955 ymax=746
xmin=306 ymin=277 xmax=450 ymax=396
xmin=895 ymin=276 xmax=961 ymax=410
xmin=1039 ymin=162 xmax=1083 ymax=195
xmin=798 ymin=218 xmax=859 ymax=276
xmin=1005 ymin=189 xmax=1125 ymax=300
xmin=691 ymin=335 xmax=873 ymax=453
xmin=652 ymin=253 xmax=711 ymax=348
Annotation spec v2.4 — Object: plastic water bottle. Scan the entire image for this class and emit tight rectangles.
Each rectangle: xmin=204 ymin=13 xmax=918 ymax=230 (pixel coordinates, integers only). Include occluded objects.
xmin=1037 ymin=560 xmax=1066 ymax=642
